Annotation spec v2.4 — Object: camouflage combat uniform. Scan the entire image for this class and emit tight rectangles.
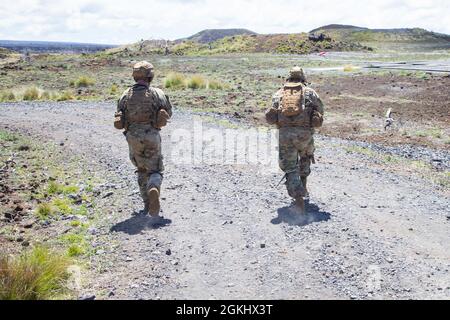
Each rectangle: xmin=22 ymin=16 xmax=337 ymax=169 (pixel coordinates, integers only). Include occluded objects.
xmin=266 ymin=67 xmax=324 ymax=202
xmin=116 ymin=62 xmax=172 ymax=215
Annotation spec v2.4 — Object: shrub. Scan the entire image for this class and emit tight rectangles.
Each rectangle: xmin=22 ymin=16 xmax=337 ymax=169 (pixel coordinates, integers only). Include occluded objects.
xmin=47 ymin=181 xmax=63 ymax=195
xmin=0 ymin=246 xmax=72 ymax=300
xmin=36 ymin=202 xmax=55 ymax=219
xmin=164 ymin=72 xmax=186 ymax=89
xmin=110 ymin=84 xmax=119 ymax=94
xmin=208 ymin=79 xmax=225 ymax=90
xmin=56 ymin=91 xmax=74 ymax=102
xmin=187 ymin=75 xmax=207 ymax=89
xmin=52 ymin=198 xmax=73 ymax=215
xmin=22 ymin=86 xmax=40 ymax=101
xmin=67 ymin=245 xmax=84 ymax=257
xmin=72 ymin=76 xmax=95 ymax=88
xmin=0 ymin=91 xmax=16 ymax=102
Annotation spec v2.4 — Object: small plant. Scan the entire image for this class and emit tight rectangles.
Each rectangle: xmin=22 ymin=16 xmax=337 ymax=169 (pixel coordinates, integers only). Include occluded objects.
xmin=52 ymin=198 xmax=73 ymax=215
xmin=0 ymin=246 xmax=72 ymax=300
xmin=0 ymin=90 xmax=16 ymax=102
xmin=70 ymin=220 xmax=81 ymax=227
xmin=22 ymin=86 xmax=40 ymax=101
xmin=40 ymin=91 xmax=51 ymax=101
xmin=187 ymin=75 xmax=207 ymax=89
xmin=164 ymin=72 xmax=186 ymax=89
xmin=36 ymin=202 xmax=55 ymax=219
xmin=56 ymin=91 xmax=74 ymax=102
xmin=67 ymin=245 xmax=84 ymax=257
xmin=110 ymin=84 xmax=119 ymax=95
xmin=208 ymin=79 xmax=225 ymax=90
xmin=47 ymin=181 xmax=63 ymax=195
xmin=72 ymin=76 xmax=95 ymax=88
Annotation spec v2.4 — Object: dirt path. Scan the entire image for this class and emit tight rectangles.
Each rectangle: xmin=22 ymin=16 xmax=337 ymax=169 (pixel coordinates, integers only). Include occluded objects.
xmin=1 ymin=101 xmax=449 ymax=300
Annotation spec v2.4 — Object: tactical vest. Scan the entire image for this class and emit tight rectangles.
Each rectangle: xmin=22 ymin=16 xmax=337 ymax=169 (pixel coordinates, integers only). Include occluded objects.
xmin=124 ymin=86 xmax=159 ymax=128
xmin=277 ymin=83 xmax=311 ymax=128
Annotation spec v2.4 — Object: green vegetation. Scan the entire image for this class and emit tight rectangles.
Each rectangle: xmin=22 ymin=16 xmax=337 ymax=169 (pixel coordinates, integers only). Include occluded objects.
xmin=0 ymin=131 xmax=18 ymax=142
xmin=413 ymin=128 xmax=443 ymax=139
xmin=0 ymin=86 xmax=76 ymax=102
xmin=52 ymin=198 xmax=73 ymax=215
xmin=46 ymin=181 xmax=79 ymax=196
xmin=0 ymin=246 xmax=72 ymax=300
xmin=110 ymin=84 xmax=119 ymax=95
xmin=0 ymin=90 xmax=16 ymax=102
xmin=35 ymin=202 xmax=55 ymax=219
xmin=208 ymin=79 xmax=226 ymax=90
xmin=67 ymin=245 xmax=84 ymax=257
xmin=56 ymin=91 xmax=75 ymax=102
xmin=187 ymin=75 xmax=207 ymax=89
xmin=60 ymin=233 xmax=89 ymax=258
xmin=71 ymin=76 xmax=95 ymax=88
xmin=164 ymin=72 xmax=186 ymax=89
xmin=164 ymin=72 xmax=228 ymax=91
xmin=22 ymin=86 xmax=40 ymax=101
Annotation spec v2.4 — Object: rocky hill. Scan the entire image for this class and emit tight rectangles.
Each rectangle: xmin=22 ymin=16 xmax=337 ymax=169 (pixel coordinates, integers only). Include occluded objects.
xmin=180 ymin=28 xmax=257 ymax=43
xmin=310 ymin=25 xmax=450 ymax=48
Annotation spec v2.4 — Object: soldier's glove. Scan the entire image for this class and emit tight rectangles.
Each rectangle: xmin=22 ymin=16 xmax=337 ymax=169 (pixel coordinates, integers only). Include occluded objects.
xmin=265 ymin=107 xmax=279 ymax=125
xmin=114 ymin=111 xmax=124 ymax=130
xmin=155 ymin=109 xmax=170 ymax=129
xmin=311 ymin=111 xmax=323 ymax=128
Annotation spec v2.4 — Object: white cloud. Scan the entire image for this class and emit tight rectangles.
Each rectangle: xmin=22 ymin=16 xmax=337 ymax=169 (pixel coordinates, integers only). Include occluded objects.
xmin=0 ymin=0 xmax=448 ymax=44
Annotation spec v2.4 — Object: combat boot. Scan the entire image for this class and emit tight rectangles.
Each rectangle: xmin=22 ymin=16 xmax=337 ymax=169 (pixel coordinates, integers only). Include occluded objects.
xmin=301 ymin=176 xmax=309 ymax=200
xmin=147 ymin=187 xmax=160 ymax=217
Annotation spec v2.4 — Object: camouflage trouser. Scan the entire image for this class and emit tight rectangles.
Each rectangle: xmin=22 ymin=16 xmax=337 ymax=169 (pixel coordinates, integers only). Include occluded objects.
xmin=278 ymin=127 xmax=315 ymax=199
xmin=125 ymin=125 xmax=164 ymax=206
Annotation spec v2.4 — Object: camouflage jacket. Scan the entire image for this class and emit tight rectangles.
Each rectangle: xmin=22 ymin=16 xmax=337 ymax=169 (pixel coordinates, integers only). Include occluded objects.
xmin=117 ymin=83 xmax=173 ymax=128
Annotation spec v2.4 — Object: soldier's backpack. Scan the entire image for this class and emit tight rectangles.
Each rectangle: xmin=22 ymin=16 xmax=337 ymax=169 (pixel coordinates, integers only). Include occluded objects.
xmin=280 ymin=83 xmax=305 ymax=117
xmin=124 ymin=86 xmax=159 ymax=127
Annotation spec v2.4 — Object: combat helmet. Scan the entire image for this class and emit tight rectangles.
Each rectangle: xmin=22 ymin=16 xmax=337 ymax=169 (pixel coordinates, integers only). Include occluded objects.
xmin=288 ymin=66 xmax=306 ymax=83
xmin=132 ymin=61 xmax=155 ymax=82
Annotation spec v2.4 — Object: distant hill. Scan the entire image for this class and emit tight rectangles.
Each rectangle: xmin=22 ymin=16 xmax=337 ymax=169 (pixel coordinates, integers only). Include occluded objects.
xmin=309 ymin=25 xmax=450 ymax=49
xmin=0 ymin=47 xmax=15 ymax=59
xmin=180 ymin=29 xmax=257 ymax=43
xmin=109 ymin=24 xmax=450 ymax=57
xmin=0 ymin=40 xmax=117 ymax=53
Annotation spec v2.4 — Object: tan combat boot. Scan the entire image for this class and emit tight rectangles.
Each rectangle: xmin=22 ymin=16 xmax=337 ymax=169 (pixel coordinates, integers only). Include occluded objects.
xmin=147 ymin=187 xmax=160 ymax=217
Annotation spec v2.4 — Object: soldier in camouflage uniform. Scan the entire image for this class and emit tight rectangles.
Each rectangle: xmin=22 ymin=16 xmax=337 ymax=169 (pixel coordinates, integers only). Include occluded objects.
xmin=265 ymin=67 xmax=324 ymax=213
xmin=114 ymin=61 xmax=172 ymax=217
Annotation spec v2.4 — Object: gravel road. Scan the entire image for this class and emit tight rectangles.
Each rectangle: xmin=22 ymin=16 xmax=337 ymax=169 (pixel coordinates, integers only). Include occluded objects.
xmin=1 ymin=101 xmax=449 ymax=300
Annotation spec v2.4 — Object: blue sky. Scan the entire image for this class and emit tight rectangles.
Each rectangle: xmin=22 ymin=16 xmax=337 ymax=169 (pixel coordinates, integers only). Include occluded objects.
xmin=0 ymin=0 xmax=449 ymax=44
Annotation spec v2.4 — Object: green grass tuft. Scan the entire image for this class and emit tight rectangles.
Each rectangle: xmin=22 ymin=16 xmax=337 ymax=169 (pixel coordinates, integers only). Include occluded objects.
xmin=56 ymin=91 xmax=75 ymax=102
xmin=71 ymin=76 xmax=95 ymax=88
xmin=0 ymin=90 xmax=16 ymax=102
xmin=187 ymin=75 xmax=207 ymax=89
xmin=164 ymin=72 xmax=186 ymax=89
xmin=0 ymin=246 xmax=72 ymax=300
xmin=22 ymin=87 xmax=40 ymax=101
xmin=67 ymin=245 xmax=84 ymax=257
xmin=36 ymin=202 xmax=55 ymax=219
xmin=52 ymin=198 xmax=73 ymax=215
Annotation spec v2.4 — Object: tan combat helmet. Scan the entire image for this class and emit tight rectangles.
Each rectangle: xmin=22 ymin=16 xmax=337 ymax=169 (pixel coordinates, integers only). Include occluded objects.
xmin=132 ymin=61 xmax=155 ymax=82
xmin=288 ymin=66 xmax=306 ymax=83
